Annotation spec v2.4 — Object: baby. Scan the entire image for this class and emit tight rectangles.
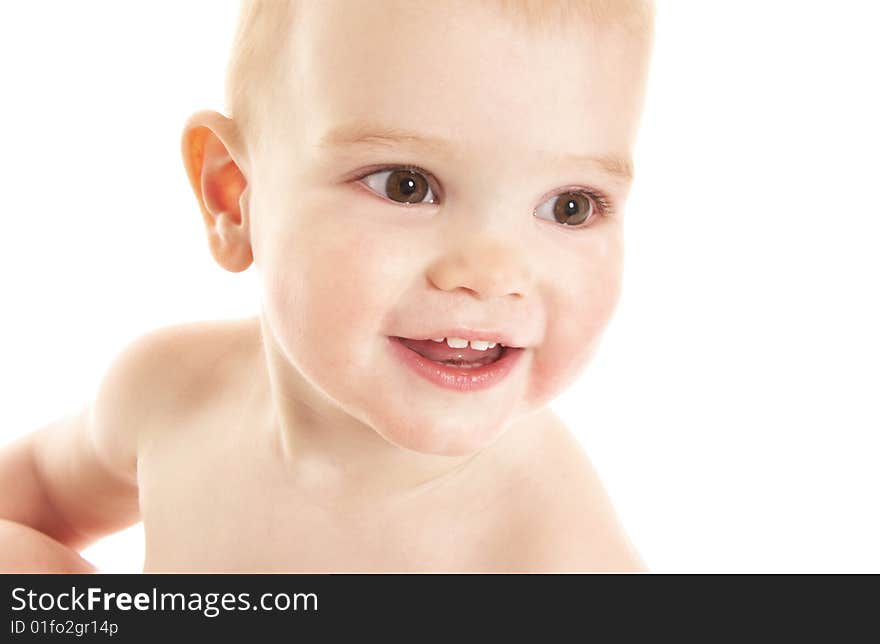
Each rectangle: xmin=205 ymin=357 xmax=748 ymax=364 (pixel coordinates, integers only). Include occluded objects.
xmin=0 ymin=0 xmax=654 ymax=572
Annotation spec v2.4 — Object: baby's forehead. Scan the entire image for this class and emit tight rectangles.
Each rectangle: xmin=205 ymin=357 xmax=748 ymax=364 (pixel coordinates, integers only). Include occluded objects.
xmin=283 ymin=1 xmax=649 ymax=157
xmin=293 ymin=0 xmax=642 ymax=63
xmin=294 ymin=0 xmax=651 ymax=39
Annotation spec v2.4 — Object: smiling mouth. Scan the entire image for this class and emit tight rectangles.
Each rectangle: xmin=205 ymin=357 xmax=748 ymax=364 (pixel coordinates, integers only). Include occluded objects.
xmin=394 ymin=336 xmax=505 ymax=367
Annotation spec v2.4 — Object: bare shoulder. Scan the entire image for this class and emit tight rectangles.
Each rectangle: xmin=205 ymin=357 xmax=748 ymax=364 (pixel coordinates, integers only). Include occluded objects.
xmin=90 ymin=316 xmax=261 ymax=472
xmin=492 ymin=413 xmax=647 ymax=573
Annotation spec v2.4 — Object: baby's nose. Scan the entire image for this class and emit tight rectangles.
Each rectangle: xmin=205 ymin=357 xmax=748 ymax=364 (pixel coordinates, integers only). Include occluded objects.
xmin=426 ymin=238 xmax=534 ymax=300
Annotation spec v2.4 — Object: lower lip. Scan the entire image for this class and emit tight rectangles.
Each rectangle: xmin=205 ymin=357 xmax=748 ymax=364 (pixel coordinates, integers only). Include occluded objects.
xmin=387 ymin=336 xmax=525 ymax=392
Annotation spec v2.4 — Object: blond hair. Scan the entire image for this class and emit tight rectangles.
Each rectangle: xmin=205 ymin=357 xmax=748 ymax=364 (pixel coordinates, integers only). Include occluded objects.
xmin=225 ymin=0 xmax=654 ymax=146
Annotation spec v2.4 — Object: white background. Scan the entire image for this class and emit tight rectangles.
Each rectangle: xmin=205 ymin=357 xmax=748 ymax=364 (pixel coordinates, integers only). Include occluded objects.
xmin=1 ymin=1 xmax=877 ymax=573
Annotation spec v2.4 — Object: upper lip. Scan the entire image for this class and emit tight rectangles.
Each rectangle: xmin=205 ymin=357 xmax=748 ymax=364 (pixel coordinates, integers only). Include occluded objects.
xmin=393 ymin=328 xmax=527 ymax=349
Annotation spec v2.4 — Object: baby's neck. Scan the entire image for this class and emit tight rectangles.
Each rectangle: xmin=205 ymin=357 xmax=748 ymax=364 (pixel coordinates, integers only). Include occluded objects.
xmin=248 ymin=316 xmax=547 ymax=503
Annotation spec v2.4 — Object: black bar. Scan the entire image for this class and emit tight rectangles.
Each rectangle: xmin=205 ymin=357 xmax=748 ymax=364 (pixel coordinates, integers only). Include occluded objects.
xmin=2 ymin=573 xmax=876 ymax=640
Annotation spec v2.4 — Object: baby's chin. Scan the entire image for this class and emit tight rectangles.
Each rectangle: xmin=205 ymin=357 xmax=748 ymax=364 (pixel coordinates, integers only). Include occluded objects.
xmin=370 ymin=410 xmax=516 ymax=457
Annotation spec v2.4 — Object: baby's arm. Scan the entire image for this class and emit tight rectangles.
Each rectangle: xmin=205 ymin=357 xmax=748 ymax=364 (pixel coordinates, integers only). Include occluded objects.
xmin=0 ymin=330 xmax=171 ymax=572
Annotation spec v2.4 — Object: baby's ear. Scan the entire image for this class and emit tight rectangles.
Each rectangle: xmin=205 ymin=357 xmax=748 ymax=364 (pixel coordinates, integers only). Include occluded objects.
xmin=181 ymin=110 xmax=252 ymax=273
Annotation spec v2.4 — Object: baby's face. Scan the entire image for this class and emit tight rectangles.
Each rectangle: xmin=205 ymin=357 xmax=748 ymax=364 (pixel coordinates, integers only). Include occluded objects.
xmin=248 ymin=0 xmax=651 ymax=456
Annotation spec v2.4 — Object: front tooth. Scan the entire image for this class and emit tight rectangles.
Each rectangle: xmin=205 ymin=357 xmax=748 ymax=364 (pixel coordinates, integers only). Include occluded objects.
xmin=487 ymin=342 xmax=497 ymax=349
xmin=431 ymin=337 xmax=445 ymax=342
xmin=469 ymin=340 xmax=490 ymax=351
xmin=446 ymin=337 xmax=469 ymax=348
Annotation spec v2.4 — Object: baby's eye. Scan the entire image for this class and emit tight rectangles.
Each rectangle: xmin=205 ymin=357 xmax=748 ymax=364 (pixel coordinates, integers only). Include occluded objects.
xmin=534 ymin=190 xmax=602 ymax=228
xmin=358 ymin=166 xmax=609 ymax=227
xmin=360 ymin=167 xmax=437 ymax=205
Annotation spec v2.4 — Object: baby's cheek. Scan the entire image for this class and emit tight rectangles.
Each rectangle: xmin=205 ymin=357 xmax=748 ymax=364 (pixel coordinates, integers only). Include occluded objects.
xmin=527 ymin=238 xmax=624 ymax=407
xmin=264 ymin=226 xmax=394 ymax=364
xmin=308 ymin=229 xmax=393 ymax=327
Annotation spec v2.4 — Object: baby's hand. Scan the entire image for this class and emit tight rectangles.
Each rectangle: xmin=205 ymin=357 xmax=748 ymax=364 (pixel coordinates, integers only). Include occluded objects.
xmin=0 ymin=326 xmax=175 ymax=573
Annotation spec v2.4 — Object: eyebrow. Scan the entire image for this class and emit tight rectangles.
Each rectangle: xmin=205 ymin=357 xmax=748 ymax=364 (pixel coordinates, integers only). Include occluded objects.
xmin=318 ymin=123 xmax=634 ymax=184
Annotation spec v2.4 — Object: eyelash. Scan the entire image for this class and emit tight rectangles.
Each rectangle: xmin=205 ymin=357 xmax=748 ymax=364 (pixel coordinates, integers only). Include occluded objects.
xmin=355 ymin=163 xmax=616 ymax=224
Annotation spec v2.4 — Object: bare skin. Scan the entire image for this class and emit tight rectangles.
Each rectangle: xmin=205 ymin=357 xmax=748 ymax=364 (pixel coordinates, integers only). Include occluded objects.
xmin=0 ymin=0 xmax=652 ymax=572
xmin=142 ymin=319 xmax=645 ymax=572
xmin=1 ymin=317 xmax=643 ymax=572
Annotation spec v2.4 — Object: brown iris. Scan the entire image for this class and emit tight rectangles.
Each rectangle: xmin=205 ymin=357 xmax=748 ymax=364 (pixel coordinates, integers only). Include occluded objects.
xmin=553 ymin=193 xmax=593 ymax=226
xmin=385 ymin=169 xmax=430 ymax=204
